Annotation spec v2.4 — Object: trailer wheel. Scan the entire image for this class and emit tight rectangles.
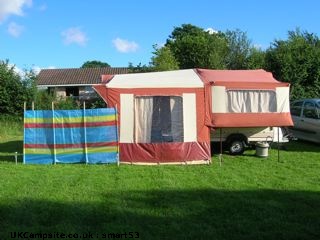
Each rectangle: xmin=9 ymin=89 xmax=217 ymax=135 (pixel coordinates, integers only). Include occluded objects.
xmin=227 ymin=135 xmax=246 ymax=155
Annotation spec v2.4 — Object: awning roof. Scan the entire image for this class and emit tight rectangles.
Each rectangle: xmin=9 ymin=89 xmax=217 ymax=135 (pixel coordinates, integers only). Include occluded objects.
xmin=104 ymin=69 xmax=204 ymax=88
xmin=196 ymin=69 xmax=289 ymax=88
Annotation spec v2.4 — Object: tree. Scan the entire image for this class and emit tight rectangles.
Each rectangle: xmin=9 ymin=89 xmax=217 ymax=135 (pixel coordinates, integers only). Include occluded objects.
xmin=266 ymin=29 xmax=320 ymax=99
xmin=127 ymin=62 xmax=154 ymax=73
xmin=0 ymin=60 xmax=35 ymax=115
xmin=165 ymin=24 xmax=229 ymax=69
xmin=81 ymin=60 xmax=110 ymax=68
xmin=225 ymin=29 xmax=252 ymax=69
xmin=246 ymin=47 xmax=266 ymax=69
xmin=151 ymin=44 xmax=179 ymax=71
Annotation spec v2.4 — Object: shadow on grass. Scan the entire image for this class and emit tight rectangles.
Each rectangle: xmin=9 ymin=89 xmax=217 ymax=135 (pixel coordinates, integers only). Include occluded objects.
xmin=0 ymin=140 xmax=23 ymax=163
xmin=0 ymin=189 xmax=319 ymax=240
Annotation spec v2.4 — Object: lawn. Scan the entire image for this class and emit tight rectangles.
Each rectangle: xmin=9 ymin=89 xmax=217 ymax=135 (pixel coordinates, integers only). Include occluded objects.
xmin=0 ymin=118 xmax=319 ymax=239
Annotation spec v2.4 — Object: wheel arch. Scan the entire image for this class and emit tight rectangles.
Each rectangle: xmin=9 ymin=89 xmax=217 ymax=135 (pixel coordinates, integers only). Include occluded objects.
xmin=226 ymin=133 xmax=248 ymax=145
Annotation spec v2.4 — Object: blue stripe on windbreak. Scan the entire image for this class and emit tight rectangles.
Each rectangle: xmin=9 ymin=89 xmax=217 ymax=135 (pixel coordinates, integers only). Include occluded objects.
xmin=24 ymin=127 xmax=54 ymax=145
xmin=25 ymin=152 xmax=117 ymax=164
xmin=55 ymin=154 xmax=85 ymax=164
xmin=88 ymin=152 xmax=118 ymax=164
xmin=24 ymin=126 xmax=117 ymax=144
xmin=24 ymin=154 xmax=54 ymax=164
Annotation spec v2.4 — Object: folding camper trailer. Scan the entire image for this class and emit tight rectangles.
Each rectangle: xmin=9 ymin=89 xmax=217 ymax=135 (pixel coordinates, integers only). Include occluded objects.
xmin=197 ymin=69 xmax=293 ymax=154
xmin=94 ymin=69 xmax=293 ymax=164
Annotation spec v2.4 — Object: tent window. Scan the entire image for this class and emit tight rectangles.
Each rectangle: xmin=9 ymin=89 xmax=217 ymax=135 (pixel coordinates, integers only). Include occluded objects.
xmin=226 ymin=90 xmax=277 ymax=113
xmin=134 ymin=96 xmax=184 ymax=143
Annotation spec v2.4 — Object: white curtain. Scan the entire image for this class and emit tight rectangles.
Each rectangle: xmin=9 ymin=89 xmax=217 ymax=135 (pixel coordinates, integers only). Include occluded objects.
xmin=134 ymin=96 xmax=184 ymax=143
xmin=134 ymin=97 xmax=153 ymax=143
xmin=227 ymin=90 xmax=277 ymax=113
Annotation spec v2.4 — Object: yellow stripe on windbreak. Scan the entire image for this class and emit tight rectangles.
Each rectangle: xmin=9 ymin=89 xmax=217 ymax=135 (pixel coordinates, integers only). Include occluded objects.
xmin=87 ymin=146 xmax=117 ymax=154
xmin=24 ymin=148 xmax=53 ymax=155
xmin=25 ymin=117 xmax=53 ymax=124
xmin=24 ymin=146 xmax=117 ymax=155
xmin=25 ymin=115 xmax=115 ymax=124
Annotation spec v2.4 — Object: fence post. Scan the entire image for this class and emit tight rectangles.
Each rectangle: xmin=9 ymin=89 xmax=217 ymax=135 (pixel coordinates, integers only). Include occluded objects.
xmin=219 ymin=128 xmax=223 ymax=167
xmin=52 ymin=102 xmax=57 ymax=165
xmin=83 ymin=102 xmax=89 ymax=165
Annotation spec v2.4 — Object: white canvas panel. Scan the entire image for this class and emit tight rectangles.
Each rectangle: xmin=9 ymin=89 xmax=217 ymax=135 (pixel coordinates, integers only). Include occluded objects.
xmin=107 ymin=69 xmax=203 ymax=88
xmin=120 ymin=94 xmax=134 ymax=143
xmin=211 ymin=86 xmax=226 ymax=113
xmin=183 ymin=93 xmax=197 ymax=142
xmin=276 ymin=87 xmax=290 ymax=112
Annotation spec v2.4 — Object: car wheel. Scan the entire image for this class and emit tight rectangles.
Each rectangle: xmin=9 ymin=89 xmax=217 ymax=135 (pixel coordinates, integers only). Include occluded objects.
xmin=228 ymin=139 xmax=245 ymax=155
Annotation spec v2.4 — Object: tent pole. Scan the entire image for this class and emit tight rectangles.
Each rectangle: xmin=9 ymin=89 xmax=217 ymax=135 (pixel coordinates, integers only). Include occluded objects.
xmin=278 ymin=127 xmax=280 ymax=163
xmin=219 ymin=128 xmax=223 ymax=166
xmin=23 ymin=102 xmax=26 ymax=164
xmin=83 ymin=101 xmax=89 ymax=165
xmin=32 ymin=101 xmax=34 ymax=111
xmin=115 ymin=104 xmax=120 ymax=167
xmin=52 ymin=102 xmax=57 ymax=165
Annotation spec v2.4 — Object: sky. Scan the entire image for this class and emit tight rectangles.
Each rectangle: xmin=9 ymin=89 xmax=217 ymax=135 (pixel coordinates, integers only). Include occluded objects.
xmin=0 ymin=0 xmax=319 ymax=74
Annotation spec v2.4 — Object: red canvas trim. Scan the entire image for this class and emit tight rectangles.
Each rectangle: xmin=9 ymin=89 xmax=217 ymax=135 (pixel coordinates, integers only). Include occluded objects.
xmin=101 ymin=75 xmax=114 ymax=83
xmin=210 ymin=112 xmax=293 ymax=127
xmin=119 ymin=142 xmax=211 ymax=163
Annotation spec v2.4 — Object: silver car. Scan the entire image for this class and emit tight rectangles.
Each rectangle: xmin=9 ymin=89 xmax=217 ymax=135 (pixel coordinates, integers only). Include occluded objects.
xmin=290 ymin=98 xmax=320 ymax=144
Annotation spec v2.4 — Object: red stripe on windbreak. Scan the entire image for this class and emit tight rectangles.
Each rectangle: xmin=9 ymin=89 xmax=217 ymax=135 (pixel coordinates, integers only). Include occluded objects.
xmin=24 ymin=121 xmax=116 ymax=128
xmin=24 ymin=142 xmax=118 ymax=149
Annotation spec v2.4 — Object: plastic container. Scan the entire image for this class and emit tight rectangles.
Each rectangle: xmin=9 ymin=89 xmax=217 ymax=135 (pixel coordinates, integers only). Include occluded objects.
xmin=256 ymin=142 xmax=269 ymax=157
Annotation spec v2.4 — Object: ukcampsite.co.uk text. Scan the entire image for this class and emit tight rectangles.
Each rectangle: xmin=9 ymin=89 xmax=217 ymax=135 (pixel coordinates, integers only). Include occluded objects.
xmin=10 ymin=231 xmax=140 ymax=239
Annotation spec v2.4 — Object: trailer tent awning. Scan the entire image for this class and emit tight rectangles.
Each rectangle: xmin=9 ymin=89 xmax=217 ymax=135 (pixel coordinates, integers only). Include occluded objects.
xmin=93 ymin=69 xmax=211 ymax=164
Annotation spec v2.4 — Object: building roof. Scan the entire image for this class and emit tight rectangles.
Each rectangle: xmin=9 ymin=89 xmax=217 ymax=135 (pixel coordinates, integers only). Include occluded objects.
xmin=37 ymin=67 xmax=128 ymax=86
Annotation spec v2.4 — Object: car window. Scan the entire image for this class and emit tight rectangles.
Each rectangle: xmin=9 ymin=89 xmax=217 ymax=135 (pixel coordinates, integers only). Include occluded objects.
xmin=303 ymin=101 xmax=318 ymax=119
xmin=290 ymin=101 xmax=303 ymax=116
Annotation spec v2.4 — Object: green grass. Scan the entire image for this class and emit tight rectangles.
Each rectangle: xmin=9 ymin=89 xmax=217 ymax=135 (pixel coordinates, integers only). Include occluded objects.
xmin=0 ymin=120 xmax=319 ymax=239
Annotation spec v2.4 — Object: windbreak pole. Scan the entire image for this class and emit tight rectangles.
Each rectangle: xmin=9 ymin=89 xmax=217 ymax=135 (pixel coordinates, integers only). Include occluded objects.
xmin=23 ymin=102 xmax=26 ymax=164
xmin=52 ymin=102 xmax=57 ymax=165
xmin=83 ymin=102 xmax=89 ymax=164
